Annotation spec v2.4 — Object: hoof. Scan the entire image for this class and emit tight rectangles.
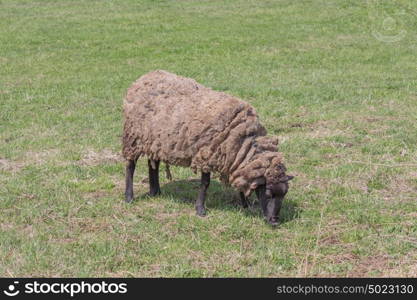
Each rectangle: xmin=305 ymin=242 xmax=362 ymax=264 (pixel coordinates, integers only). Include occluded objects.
xmin=149 ymin=189 xmax=161 ymax=197
xmin=125 ymin=194 xmax=134 ymax=203
xmin=267 ymin=217 xmax=279 ymax=227
xmin=196 ymin=207 xmax=206 ymax=217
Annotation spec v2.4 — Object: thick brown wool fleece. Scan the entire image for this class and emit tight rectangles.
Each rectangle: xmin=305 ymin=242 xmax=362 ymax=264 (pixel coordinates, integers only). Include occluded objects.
xmin=123 ymin=70 xmax=287 ymax=195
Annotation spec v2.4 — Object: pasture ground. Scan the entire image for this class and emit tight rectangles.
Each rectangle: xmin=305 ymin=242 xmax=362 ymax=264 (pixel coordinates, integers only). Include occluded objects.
xmin=0 ymin=0 xmax=416 ymax=276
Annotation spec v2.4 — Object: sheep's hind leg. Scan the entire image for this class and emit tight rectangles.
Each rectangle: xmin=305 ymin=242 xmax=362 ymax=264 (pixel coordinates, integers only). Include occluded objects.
xmin=240 ymin=192 xmax=249 ymax=208
xmin=196 ymin=172 xmax=210 ymax=217
xmin=125 ymin=159 xmax=137 ymax=203
xmin=148 ymin=159 xmax=161 ymax=196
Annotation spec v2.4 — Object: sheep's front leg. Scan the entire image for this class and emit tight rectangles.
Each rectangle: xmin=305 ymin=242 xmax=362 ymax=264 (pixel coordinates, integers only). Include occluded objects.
xmin=240 ymin=192 xmax=249 ymax=208
xmin=196 ymin=172 xmax=210 ymax=216
xmin=148 ymin=159 xmax=161 ymax=196
xmin=125 ymin=159 xmax=137 ymax=203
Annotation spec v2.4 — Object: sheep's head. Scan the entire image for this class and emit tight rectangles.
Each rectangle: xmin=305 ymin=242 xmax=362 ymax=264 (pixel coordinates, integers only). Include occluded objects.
xmin=230 ymin=151 xmax=294 ymax=226
xmin=257 ymin=157 xmax=294 ymax=226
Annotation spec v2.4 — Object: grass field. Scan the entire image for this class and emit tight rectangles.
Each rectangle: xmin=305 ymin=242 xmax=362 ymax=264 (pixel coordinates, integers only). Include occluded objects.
xmin=1 ymin=0 xmax=416 ymax=277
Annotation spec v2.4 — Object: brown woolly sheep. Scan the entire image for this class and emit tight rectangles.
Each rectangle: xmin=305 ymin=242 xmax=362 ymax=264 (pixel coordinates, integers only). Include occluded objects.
xmin=122 ymin=70 xmax=293 ymax=225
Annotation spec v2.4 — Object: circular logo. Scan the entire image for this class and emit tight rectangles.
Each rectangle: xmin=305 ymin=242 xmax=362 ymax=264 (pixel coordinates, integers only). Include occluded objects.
xmin=3 ymin=281 xmax=20 ymax=297
xmin=367 ymin=0 xmax=408 ymax=43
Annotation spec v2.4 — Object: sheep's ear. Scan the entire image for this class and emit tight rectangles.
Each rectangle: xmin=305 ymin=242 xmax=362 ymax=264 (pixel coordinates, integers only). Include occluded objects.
xmin=249 ymin=178 xmax=265 ymax=192
xmin=249 ymin=182 xmax=258 ymax=190
xmin=245 ymin=181 xmax=259 ymax=196
xmin=244 ymin=188 xmax=252 ymax=197
xmin=281 ymin=175 xmax=294 ymax=182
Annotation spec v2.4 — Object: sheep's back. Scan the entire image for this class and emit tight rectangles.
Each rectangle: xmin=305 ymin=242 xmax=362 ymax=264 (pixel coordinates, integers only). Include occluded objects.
xmin=123 ymin=70 xmax=266 ymax=173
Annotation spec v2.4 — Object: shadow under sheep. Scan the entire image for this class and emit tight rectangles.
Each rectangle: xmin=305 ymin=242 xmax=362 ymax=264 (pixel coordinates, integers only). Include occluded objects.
xmin=136 ymin=178 xmax=300 ymax=225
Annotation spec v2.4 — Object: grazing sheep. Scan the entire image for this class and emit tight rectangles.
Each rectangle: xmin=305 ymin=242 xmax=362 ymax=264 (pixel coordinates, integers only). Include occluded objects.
xmin=122 ymin=70 xmax=293 ymax=225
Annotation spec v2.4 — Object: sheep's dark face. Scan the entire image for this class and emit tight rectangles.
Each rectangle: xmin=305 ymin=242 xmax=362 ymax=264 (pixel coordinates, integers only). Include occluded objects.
xmin=255 ymin=175 xmax=293 ymax=226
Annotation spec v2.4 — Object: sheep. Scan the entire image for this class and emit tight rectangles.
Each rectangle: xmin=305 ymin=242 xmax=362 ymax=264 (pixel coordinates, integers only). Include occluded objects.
xmin=122 ymin=70 xmax=293 ymax=225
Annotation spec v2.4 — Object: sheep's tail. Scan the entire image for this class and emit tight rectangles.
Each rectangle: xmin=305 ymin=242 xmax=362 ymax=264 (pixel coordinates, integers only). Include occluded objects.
xmin=165 ymin=163 xmax=172 ymax=181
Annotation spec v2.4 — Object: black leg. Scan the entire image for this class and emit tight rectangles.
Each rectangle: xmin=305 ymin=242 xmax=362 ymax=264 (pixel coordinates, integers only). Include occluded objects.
xmin=165 ymin=164 xmax=172 ymax=181
xmin=148 ymin=159 xmax=161 ymax=196
xmin=196 ymin=172 xmax=210 ymax=216
xmin=125 ymin=159 xmax=136 ymax=203
xmin=240 ymin=192 xmax=248 ymax=208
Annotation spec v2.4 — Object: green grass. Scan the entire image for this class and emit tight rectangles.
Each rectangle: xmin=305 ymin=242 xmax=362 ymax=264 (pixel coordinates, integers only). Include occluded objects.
xmin=1 ymin=0 xmax=416 ymax=277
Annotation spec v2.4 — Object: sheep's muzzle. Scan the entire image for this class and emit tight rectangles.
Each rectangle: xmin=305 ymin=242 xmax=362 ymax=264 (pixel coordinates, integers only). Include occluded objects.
xmin=255 ymin=185 xmax=284 ymax=226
